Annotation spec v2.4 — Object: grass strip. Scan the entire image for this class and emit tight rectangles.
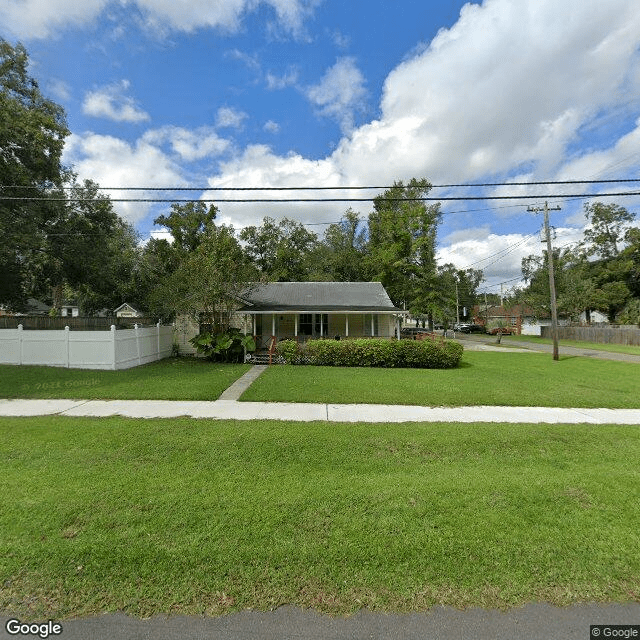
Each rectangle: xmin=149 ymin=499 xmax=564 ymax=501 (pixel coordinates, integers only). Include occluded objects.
xmin=504 ymin=335 xmax=640 ymax=356
xmin=240 ymin=351 xmax=640 ymax=408
xmin=1 ymin=416 xmax=639 ymax=618
xmin=0 ymin=358 xmax=249 ymax=400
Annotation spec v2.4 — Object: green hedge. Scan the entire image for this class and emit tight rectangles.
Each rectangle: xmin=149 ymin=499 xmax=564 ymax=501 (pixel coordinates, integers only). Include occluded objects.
xmin=276 ymin=338 xmax=463 ymax=369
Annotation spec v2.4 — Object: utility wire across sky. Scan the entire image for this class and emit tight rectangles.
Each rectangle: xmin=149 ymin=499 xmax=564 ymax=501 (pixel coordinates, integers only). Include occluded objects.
xmin=2 ymin=191 xmax=640 ymax=203
xmin=3 ymin=178 xmax=640 ymax=191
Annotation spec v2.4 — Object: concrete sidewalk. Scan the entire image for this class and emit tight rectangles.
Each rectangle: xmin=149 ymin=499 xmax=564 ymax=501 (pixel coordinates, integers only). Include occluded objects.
xmin=1 ymin=397 xmax=640 ymax=423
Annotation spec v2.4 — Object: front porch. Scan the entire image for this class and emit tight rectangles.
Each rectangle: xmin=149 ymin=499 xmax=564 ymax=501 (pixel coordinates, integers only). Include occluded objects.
xmin=241 ymin=311 xmax=402 ymax=351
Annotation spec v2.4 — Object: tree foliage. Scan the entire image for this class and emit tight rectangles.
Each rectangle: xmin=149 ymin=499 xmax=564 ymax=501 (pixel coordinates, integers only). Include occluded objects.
xmin=366 ymin=178 xmax=442 ymax=311
xmin=156 ymin=225 xmax=258 ymax=331
xmin=0 ymin=39 xmax=69 ymax=308
xmin=518 ymin=202 xmax=638 ymax=323
xmin=240 ymin=216 xmax=319 ymax=281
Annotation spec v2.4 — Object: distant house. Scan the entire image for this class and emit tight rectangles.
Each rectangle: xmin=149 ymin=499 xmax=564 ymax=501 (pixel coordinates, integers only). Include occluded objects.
xmin=19 ymin=299 xmax=52 ymax=316
xmin=61 ymin=302 xmax=80 ymax=317
xmin=578 ymin=309 xmax=609 ymax=324
xmin=472 ymin=304 xmax=539 ymax=334
xmin=113 ymin=303 xmax=142 ymax=318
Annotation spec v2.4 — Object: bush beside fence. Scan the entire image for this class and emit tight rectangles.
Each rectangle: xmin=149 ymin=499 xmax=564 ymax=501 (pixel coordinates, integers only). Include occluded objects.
xmin=276 ymin=338 xmax=463 ymax=368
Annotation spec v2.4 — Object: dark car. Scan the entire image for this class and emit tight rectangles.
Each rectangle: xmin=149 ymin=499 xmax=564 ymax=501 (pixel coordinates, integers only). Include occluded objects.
xmin=400 ymin=327 xmax=430 ymax=339
xmin=457 ymin=324 xmax=484 ymax=333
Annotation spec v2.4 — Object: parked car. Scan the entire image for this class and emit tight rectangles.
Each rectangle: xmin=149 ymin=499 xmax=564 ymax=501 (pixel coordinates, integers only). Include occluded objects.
xmin=486 ymin=326 xmax=515 ymax=335
xmin=400 ymin=327 xmax=430 ymax=339
xmin=453 ymin=323 xmax=470 ymax=332
xmin=458 ymin=324 xmax=484 ymax=333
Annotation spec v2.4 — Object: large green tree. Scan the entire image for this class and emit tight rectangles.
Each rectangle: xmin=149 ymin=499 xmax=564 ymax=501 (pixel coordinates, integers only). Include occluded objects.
xmin=318 ymin=209 xmax=370 ymax=281
xmin=583 ymin=202 xmax=635 ymax=259
xmin=0 ymin=39 xmax=69 ymax=308
xmin=366 ymin=178 xmax=441 ymax=312
xmin=240 ymin=216 xmax=319 ymax=281
xmin=154 ymin=201 xmax=219 ymax=254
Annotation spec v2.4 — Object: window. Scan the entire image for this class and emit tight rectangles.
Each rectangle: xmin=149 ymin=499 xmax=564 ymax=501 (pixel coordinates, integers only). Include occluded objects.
xmin=314 ymin=313 xmax=328 ymax=337
xmin=299 ymin=313 xmax=313 ymax=335
xmin=299 ymin=313 xmax=328 ymax=336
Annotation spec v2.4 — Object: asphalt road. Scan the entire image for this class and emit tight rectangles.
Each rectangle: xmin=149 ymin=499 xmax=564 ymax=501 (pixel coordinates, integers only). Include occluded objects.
xmin=3 ymin=604 xmax=640 ymax=640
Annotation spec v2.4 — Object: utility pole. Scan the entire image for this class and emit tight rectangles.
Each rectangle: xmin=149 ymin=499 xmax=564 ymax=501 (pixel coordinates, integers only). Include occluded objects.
xmin=527 ymin=201 xmax=561 ymax=360
xmin=455 ymin=280 xmax=460 ymax=326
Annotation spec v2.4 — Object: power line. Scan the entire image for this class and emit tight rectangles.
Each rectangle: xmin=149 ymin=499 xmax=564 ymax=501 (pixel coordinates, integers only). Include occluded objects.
xmin=2 ymin=191 xmax=640 ymax=203
xmin=3 ymin=178 xmax=640 ymax=191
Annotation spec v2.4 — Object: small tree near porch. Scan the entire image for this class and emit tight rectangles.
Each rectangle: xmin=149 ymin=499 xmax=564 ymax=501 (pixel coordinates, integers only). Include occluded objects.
xmin=158 ymin=225 xmax=258 ymax=332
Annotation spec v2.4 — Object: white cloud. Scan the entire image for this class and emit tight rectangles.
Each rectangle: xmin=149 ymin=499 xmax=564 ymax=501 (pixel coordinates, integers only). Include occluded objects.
xmin=436 ymin=230 xmax=543 ymax=289
xmin=266 ymin=68 xmax=299 ymax=90
xmin=225 ymin=48 xmax=261 ymax=71
xmin=83 ymin=80 xmax=150 ymax=123
xmin=0 ymin=0 xmax=108 ymax=39
xmin=142 ymin=126 xmax=230 ymax=161
xmin=216 ymin=106 xmax=248 ymax=129
xmin=305 ymin=57 xmax=367 ymax=134
xmin=46 ymin=79 xmax=72 ymax=102
xmin=334 ymin=0 xmax=640 ymax=184
xmin=1 ymin=0 xmax=319 ymax=39
xmin=63 ymin=132 xmax=186 ymax=224
xmin=264 ymin=120 xmax=280 ymax=133
xmin=203 ymin=144 xmax=345 ymax=229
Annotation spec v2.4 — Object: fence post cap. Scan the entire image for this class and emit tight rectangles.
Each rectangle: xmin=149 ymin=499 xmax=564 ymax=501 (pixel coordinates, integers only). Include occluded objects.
xmin=110 ymin=324 xmax=116 ymax=331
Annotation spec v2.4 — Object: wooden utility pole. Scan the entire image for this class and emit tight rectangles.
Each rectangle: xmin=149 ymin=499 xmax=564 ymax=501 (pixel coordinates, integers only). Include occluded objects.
xmin=455 ymin=280 xmax=460 ymax=326
xmin=527 ymin=201 xmax=561 ymax=360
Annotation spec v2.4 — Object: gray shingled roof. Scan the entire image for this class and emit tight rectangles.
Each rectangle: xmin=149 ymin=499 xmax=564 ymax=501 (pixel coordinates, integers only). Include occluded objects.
xmin=237 ymin=282 xmax=401 ymax=312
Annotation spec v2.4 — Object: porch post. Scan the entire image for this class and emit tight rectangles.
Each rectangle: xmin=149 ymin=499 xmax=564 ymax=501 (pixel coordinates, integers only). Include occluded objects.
xmin=272 ymin=314 xmax=276 ymax=337
xmin=319 ymin=313 xmax=323 ymax=337
xmin=371 ymin=314 xmax=375 ymax=337
xmin=396 ymin=315 xmax=400 ymax=340
xmin=345 ymin=315 xmax=349 ymax=337
xmin=294 ymin=314 xmax=298 ymax=337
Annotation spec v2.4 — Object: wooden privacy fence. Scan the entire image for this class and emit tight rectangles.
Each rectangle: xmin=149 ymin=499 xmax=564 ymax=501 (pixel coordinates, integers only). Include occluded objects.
xmin=0 ymin=316 xmax=161 ymax=330
xmin=541 ymin=325 xmax=640 ymax=346
xmin=0 ymin=323 xmax=174 ymax=369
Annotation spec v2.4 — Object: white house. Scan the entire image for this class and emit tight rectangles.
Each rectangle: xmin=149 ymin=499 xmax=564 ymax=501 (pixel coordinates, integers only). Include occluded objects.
xmin=175 ymin=281 xmax=405 ymax=355
xmin=113 ymin=303 xmax=142 ymax=318
xmin=236 ymin=282 xmax=404 ymax=349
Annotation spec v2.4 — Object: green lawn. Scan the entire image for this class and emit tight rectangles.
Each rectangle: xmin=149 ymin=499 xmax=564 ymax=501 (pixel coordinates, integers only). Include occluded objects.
xmin=241 ymin=351 xmax=640 ymax=408
xmin=0 ymin=358 xmax=249 ymax=400
xmin=1 ymin=417 xmax=638 ymax=618
xmin=504 ymin=334 xmax=640 ymax=356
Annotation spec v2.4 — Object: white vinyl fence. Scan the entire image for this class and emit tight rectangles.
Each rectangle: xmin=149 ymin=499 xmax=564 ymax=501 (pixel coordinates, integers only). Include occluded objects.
xmin=0 ymin=323 xmax=173 ymax=370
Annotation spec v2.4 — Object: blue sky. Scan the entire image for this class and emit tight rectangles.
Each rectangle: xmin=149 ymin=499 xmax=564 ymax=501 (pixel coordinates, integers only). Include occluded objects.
xmin=2 ymin=0 xmax=640 ymax=292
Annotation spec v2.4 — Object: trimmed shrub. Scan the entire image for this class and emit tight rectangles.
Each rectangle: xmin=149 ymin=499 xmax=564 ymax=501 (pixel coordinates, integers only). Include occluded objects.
xmin=300 ymin=337 xmax=463 ymax=369
xmin=275 ymin=339 xmax=306 ymax=364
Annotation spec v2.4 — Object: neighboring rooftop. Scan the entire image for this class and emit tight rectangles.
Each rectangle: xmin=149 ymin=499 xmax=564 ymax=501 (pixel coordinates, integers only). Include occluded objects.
xmin=237 ymin=282 xmax=402 ymax=312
